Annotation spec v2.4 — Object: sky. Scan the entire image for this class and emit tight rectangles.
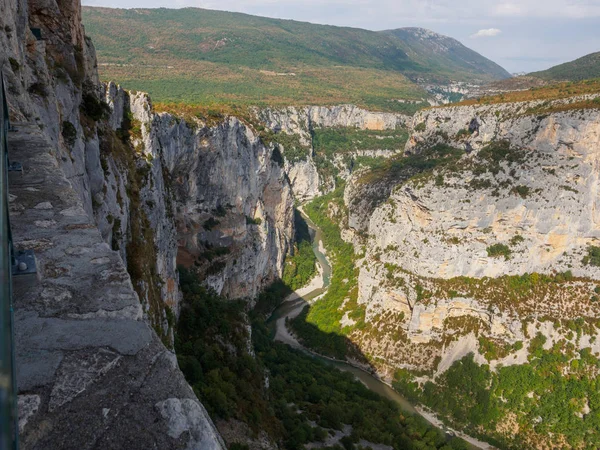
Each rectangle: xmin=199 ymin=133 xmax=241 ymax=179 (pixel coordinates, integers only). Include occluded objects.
xmin=81 ymin=0 xmax=600 ymax=73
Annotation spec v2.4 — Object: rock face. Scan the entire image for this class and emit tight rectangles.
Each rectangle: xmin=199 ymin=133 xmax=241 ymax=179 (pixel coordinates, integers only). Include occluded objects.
xmin=344 ymin=96 xmax=600 ymax=373
xmin=2 ymin=0 xmax=295 ymax=317
xmin=335 ymin=97 xmax=600 ymax=446
xmin=1 ymin=0 xmax=290 ymax=447
xmin=102 ymin=86 xmax=294 ymax=300
xmin=257 ymin=105 xmax=410 ymax=199
xmin=259 ymin=105 xmax=410 ymax=141
xmin=9 ymin=124 xmax=225 ymax=450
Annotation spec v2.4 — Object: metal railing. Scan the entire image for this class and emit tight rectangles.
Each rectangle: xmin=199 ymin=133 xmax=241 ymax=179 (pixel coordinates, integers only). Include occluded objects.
xmin=0 ymin=70 xmax=19 ymax=450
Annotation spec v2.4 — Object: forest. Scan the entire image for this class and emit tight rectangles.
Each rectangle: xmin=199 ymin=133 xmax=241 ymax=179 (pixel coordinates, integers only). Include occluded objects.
xmin=175 ymin=267 xmax=469 ymax=449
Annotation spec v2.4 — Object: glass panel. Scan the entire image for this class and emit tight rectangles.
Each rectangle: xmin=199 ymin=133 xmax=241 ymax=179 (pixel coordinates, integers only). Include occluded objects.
xmin=0 ymin=70 xmax=18 ymax=450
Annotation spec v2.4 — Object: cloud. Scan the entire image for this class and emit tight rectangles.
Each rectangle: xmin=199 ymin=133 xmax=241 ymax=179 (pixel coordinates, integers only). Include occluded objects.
xmin=492 ymin=1 xmax=600 ymax=19
xmin=470 ymin=28 xmax=502 ymax=38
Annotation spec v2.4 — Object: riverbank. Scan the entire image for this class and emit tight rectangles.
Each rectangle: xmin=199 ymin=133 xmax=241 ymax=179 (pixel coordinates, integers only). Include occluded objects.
xmin=272 ymin=208 xmax=497 ymax=450
xmin=284 ymin=261 xmax=324 ymax=302
xmin=275 ymin=292 xmax=496 ymax=450
xmin=416 ymin=407 xmax=496 ymax=450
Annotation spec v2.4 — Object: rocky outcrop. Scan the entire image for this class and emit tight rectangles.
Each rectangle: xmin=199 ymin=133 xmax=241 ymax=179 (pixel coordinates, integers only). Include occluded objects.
xmin=102 ymin=86 xmax=294 ymax=300
xmin=343 ymin=98 xmax=600 ymax=374
xmin=1 ymin=0 xmax=290 ymax=447
xmin=407 ymin=94 xmax=600 ymax=156
xmin=256 ymin=105 xmax=411 ymax=199
xmin=285 ymin=158 xmax=321 ymax=201
xmin=9 ymin=124 xmax=225 ymax=450
xmin=258 ymin=105 xmax=410 ymax=144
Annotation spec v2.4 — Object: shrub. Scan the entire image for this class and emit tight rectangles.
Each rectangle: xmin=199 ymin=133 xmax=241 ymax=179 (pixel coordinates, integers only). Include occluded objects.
xmin=61 ymin=121 xmax=77 ymax=147
xmin=582 ymin=246 xmax=600 ymax=266
xmin=414 ymin=122 xmax=426 ymax=132
xmin=511 ymin=185 xmax=530 ymax=199
xmin=455 ymin=128 xmax=470 ymax=139
xmin=28 ymin=82 xmax=47 ymax=97
xmin=486 ymin=244 xmax=511 ymax=260
xmin=246 ymin=216 xmax=262 ymax=225
xmin=81 ymin=92 xmax=111 ymax=121
xmin=8 ymin=57 xmax=20 ymax=72
xmin=509 ymin=235 xmax=525 ymax=246
xmin=213 ymin=205 xmax=228 ymax=217
xmin=203 ymin=217 xmax=220 ymax=230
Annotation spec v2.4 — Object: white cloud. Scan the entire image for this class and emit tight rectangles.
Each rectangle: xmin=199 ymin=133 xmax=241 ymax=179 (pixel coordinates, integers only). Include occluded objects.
xmin=471 ymin=28 xmax=502 ymax=38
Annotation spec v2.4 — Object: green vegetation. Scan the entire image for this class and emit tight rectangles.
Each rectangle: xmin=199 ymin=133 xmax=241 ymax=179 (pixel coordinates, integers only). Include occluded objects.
xmin=203 ymin=217 xmax=220 ymax=230
xmin=394 ymin=346 xmax=600 ymax=449
xmin=261 ymin=130 xmax=311 ymax=164
xmin=310 ymin=126 xmax=410 ymax=180
xmin=582 ymin=245 xmax=600 ymax=267
xmin=358 ymin=143 xmax=463 ymax=186
xmin=289 ymin=183 xmax=365 ymax=361
xmin=283 ymin=210 xmax=317 ymax=291
xmin=510 ymin=185 xmax=530 ymax=199
xmin=8 ymin=57 xmax=20 ymax=72
xmin=176 ymin=268 xmax=468 ymax=449
xmin=423 ymin=140 xmax=535 ymax=197
xmin=449 ymin=78 xmax=600 ymax=114
xmin=81 ymin=92 xmax=111 ymax=121
xmin=82 ymin=7 xmax=508 ymax=111
xmin=432 ymin=271 xmax=586 ymax=315
xmin=61 ymin=121 xmax=77 ymax=147
xmin=474 ymin=140 xmax=526 ymax=175
xmin=245 ymin=216 xmax=262 ymax=225
xmin=176 ymin=268 xmax=277 ymax=431
xmin=313 ymin=127 xmax=409 ymax=156
xmin=530 ymin=51 xmax=600 ymax=82
xmin=314 ymin=128 xmax=411 ymax=178
xmin=486 ymin=244 xmax=512 ymax=260
xmin=509 ymin=235 xmax=524 ymax=246
xmin=197 ymin=245 xmax=230 ymax=262
xmin=477 ymin=337 xmax=521 ymax=362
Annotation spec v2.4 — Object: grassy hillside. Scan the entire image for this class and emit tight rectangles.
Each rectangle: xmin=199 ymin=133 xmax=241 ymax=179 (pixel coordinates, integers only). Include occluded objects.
xmin=82 ymin=7 xmax=509 ymax=112
xmin=384 ymin=28 xmax=511 ymax=82
xmin=530 ymin=51 xmax=600 ymax=82
xmin=447 ymin=78 xmax=600 ymax=112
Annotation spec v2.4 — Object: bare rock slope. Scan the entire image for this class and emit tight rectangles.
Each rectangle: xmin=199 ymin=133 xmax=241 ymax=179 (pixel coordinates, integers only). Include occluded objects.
xmin=10 ymin=124 xmax=225 ymax=449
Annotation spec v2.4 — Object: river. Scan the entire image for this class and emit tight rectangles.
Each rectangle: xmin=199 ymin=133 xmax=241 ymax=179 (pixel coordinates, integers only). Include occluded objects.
xmin=267 ymin=211 xmax=494 ymax=450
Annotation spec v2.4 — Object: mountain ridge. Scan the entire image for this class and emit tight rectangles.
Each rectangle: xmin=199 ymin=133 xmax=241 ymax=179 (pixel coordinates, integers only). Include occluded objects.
xmin=82 ymin=7 xmax=510 ymax=111
xmin=382 ymin=27 xmax=511 ymax=82
xmin=529 ymin=51 xmax=600 ymax=81
xmin=475 ymin=50 xmax=600 ymax=95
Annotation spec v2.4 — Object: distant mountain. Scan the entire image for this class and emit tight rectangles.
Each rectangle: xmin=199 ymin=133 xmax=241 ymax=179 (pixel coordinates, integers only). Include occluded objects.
xmin=382 ymin=28 xmax=512 ymax=83
xmin=474 ymin=51 xmax=600 ymax=96
xmin=82 ymin=7 xmax=510 ymax=111
xmin=529 ymin=51 xmax=600 ymax=81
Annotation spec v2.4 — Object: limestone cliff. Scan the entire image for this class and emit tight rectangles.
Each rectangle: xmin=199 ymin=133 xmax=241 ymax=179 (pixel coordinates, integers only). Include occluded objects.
xmin=340 ymin=95 xmax=600 ymax=446
xmin=103 ymin=85 xmax=294 ymax=300
xmin=349 ymin=96 xmax=600 ymax=366
xmin=256 ymin=105 xmax=410 ymax=200
xmin=1 ymin=0 xmax=290 ymax=447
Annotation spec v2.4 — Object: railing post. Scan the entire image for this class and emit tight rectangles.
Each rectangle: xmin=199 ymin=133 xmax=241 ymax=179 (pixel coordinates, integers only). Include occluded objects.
xmin=0 ymin=70 xmax=19 ymax=450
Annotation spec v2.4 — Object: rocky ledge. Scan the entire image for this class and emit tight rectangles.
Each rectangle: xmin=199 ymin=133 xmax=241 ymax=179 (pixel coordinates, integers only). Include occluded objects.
xmin=9 ymin=123 xmax=224 ymax=450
